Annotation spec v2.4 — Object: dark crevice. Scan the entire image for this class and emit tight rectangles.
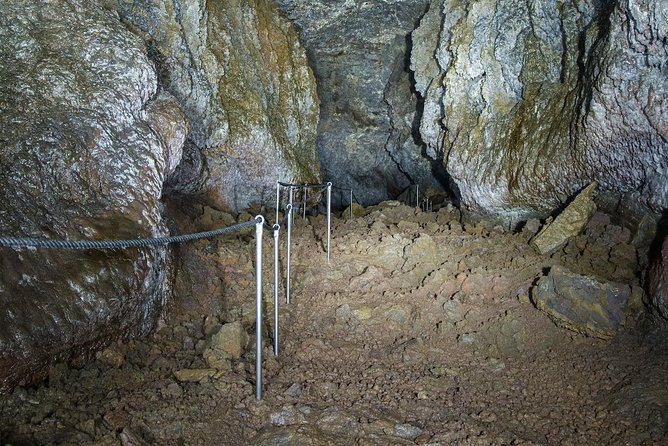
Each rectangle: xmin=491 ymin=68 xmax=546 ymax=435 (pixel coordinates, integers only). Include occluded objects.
xmin=571 ymin=0 xmax=617 ymax=148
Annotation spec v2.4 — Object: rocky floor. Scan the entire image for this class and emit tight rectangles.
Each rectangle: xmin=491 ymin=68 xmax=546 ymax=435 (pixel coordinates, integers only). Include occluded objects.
xmin=1 ymin=202 xmax=667 ymax=445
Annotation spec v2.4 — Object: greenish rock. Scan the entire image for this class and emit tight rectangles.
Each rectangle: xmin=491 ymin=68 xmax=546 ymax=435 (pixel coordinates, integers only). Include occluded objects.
xmin=173 ymin=368 xmax=216 ymax=383
xmin=208 ymin=321 xmax=248 ymax=360
xmin=411 ymin=0 xmax=668 ymax=220
xmin=531 ymin=265 xmax=642 ymax=339
xmin=531 ymin=183 xmax=598 ymax=255
xmin=343 ymin=203 xmax=366 ymax=219
xmin=0 ymin=0 xmax=187 ymax=393
xmin=114 ymin=0 xmax=320 ymax=212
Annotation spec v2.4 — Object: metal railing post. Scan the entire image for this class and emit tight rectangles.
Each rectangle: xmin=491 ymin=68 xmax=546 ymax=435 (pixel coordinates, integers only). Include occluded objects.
xmin=254 ymin=215 xmax=264 ymax=400
xmin=303 ymin=186 xmax=307 ymax=220
xmin=415 ymin=184 xmax=420 ymax=208
xmin=350 ymin=189 xmax=353 ymax=219
xmin=272 ymin=224 xmax=280 ymax=356
xmin=275 ymin=181 xmax=280 ymax=225
xmin=286 ymin=202 xmax=293 ymax=304
xmin=327 ymin=182 xmax=332 ymax=262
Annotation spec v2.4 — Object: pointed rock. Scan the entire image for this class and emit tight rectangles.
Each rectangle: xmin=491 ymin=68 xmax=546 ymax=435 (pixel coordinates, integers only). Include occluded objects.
xmin=531 ymin=182 xmax=598 ymax=255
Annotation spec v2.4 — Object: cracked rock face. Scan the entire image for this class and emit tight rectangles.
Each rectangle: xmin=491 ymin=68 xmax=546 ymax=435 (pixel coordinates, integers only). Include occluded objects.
xmin=114 ymin=0 xmax=321 ymax=212
xmin=0 ymin=1 xmax=187 ymax=391
xmin=275 ymin=0 xmax=445 ymax=207
xmin=647 ymin=235 xmax=668 ymax=320
xmin=412 ymin=0 xmax=668 ymax=220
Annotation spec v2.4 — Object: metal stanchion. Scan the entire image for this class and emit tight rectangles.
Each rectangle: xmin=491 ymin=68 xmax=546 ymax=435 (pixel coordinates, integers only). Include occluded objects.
xmin=272 ymin=224 xmax=280 ymax=356
xmin=303 ymin=186 xmax=307 ymax=220
xmin=327 ymin=182 xmax=332 ymax=262
xmin=275 ymin=181 xmax=280 ymax=225
xmin=350 ymin=189 xmax=353 ymax=219
xmin=416 ymin=184 xmax=420 ymax=208
xmin=286 ymin=202 xmax=293 ymax=305
xmin=254 ymin=215 xmax=264 ymax=400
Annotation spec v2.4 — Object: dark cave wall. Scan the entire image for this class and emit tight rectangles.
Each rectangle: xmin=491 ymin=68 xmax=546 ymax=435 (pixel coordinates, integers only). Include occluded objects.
xmin=275 ymin=0 xmax=446 ymax=207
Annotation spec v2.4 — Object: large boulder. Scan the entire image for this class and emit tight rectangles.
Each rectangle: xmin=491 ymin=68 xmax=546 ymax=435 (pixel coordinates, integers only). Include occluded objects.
xmin=532 ymin=266 xmax=642 ymax=339
xmin=113 ymin=0 xmax=321 ymax=212
xmin=275 ymin=0 xmax=445 ymax=207
xmin=411 ymin=0 xmax=668 ymax=221
xmin=647 ymin=235 xmax=668 ymax=320
xmin=0 ymin=1 xmax=187 ymax=391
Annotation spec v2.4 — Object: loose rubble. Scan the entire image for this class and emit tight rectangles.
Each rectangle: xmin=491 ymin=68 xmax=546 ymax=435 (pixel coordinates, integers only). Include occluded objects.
xmin=1 ymin=203 xmax=666 ymax=445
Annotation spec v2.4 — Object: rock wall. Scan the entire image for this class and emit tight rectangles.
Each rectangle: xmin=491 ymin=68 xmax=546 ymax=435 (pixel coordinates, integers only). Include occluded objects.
xmin=0 ymin=1 xmax=188 ymax=391
xmin=275 ymin=0 xmax=446 ymax=206
xmin=114 ymin=0 xmax=321 ymax=212
xmin=647 ymin=235 xmax=668 ymax=319
xmin=411 ymin=0 xmax=668 ymax=221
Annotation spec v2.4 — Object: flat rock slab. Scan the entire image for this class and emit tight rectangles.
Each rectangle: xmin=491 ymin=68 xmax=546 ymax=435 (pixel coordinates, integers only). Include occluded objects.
xmin=532 ymin=265 xmax=641 ymax=339
xmin=531 ymin=182 xmax=598 ymax=255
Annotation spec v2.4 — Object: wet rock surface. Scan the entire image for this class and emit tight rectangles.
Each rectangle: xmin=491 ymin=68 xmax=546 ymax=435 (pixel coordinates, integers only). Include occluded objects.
xmin=114 ymin=0 xmax=321 ymax=211
xmin=1 ymin=204 xmax=666 ymax=444
xmin=411 ymin=0 xmax=668 ymax=220
xmin=0 ymin=1 xmax=187 ymax=392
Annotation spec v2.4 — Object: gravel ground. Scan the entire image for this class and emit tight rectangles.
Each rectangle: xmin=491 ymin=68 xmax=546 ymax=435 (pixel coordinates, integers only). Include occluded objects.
xmin=1 ymin=203 xmax=667 ymax=445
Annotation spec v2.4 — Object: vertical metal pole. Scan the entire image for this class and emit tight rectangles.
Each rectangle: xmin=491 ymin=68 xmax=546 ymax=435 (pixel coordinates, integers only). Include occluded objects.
xmin=254 ymin=216 xmax=264 ymax=400
xmin=275 ymin=181 xmax=280 ymax=225
xmin=416 ymin=185 xmax=419 ymax=208
xmin=303 ymin=186 xmax=307 ymax=220
xmin=350 ymin=189 xmax=353 ymax=219
xmin=327 ymin=182 xmax=332 ymax=262
xmin=272 ymin=224 xmax=280 ymax=356
xmin=286 ymin=202 xmax=293 ymax=305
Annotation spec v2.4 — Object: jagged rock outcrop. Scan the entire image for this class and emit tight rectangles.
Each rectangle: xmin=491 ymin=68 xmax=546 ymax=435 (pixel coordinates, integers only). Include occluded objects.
xmin=647 ymin=235 xmax=668 ymax=320
xmin=0 ymin=1 xmax=187 ymax=391
xmin=114 ymin=0 xmax=320 ymax=212
xmin=411 ymin=0 xmax=667 ymax=221
xmin=275 ymin=0 xmax=445 ymax=206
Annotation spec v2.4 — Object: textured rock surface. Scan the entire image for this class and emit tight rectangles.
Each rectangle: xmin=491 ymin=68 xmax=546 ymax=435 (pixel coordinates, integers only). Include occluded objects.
xmin=114 ymin=0 xmax=320 ymax=212
xmin=531 ymin=182 xmax=597 ymax=254
xmin=0 ymin=1 xmax=187 ymax=391
xmin=412 ymin=0 xmax=668 ymax=220
xmin=275 ymin=0 xmax=445 ymax=206
xmin=647 ymin=235 xmax=668 ymax=320
xmin=532 ymin=266 xmax=642 ymax=339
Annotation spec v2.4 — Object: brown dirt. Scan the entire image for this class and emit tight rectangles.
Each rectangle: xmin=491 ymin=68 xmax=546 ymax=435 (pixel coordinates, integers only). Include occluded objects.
xmin=1 ymin=203 xmax=667 ymax=445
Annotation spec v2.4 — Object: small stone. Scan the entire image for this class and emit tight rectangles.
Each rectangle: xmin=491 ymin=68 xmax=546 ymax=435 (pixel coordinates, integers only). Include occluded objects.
xmin=517 ymin=294 xmax=531 ymax=304
xmin=269 ymin=405 xmax=305 ymax=426
xmin=209 ymin=321 xmax=248 ymax=359
xmin=173 ymin=368 xmax=216 ymax=383
xmin=103 ymin=410 xmax=130 ymax=431
xmin=182 ymin=336 xmax=195 ymax=350
xmin=352 ymin=305 xmax=373 ymax=320
xmin=523 ymin=218 xmax=542 ymax=235
xmin=96 ymin=346 xmax=125 ymax=369
xmin=161 ymin=382 xmax=183 ymax=398
xmin=286 ymin=383 xmax=303 ymax=397
xmin=203 ymin=315 xmax=221 ymax=337
xmin=457 ymin=333 xmax=476 ymax=345
xmin=394 ymin=423 xmax=423 ymax=440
